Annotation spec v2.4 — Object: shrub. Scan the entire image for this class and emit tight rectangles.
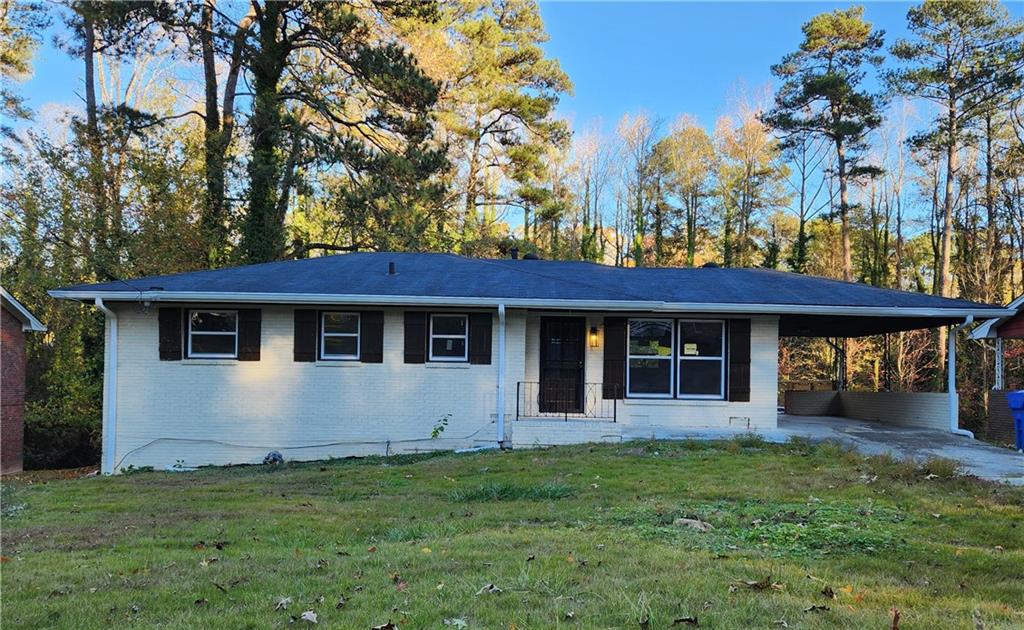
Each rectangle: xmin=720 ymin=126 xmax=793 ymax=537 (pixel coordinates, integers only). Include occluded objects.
xmin=23 ymin=405 xmax=100 ymax=470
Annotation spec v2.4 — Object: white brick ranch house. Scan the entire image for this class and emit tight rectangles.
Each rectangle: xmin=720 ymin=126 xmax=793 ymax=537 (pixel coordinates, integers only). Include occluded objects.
xmin=50 ymin=252 xmax=1009 ymax=474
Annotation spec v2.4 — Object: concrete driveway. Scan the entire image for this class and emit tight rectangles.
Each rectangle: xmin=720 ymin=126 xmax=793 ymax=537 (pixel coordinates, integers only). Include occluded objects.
xmin=778 ymin=414 xmax=1024 ymax=485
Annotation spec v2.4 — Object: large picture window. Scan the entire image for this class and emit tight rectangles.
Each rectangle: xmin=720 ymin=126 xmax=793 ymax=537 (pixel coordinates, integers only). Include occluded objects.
xmin=321 ymin=312 xmax=360 ymax=360
xmin=627 ymin=319 xmax=674 ymax=396
xmin=624 ymin=318 xmax=727 ymax=399
xmin=429 ymin=314 xmax=468 ymax=361
xmin=677 ymin=320 xmax=725 ymax=399
xmin=188 ymin=310 xmax=238 ymax=358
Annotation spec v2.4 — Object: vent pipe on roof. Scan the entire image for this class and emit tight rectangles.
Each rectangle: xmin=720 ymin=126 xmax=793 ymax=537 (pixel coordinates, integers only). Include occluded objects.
xmin=387 ymin=261 xmax=396 ymax=275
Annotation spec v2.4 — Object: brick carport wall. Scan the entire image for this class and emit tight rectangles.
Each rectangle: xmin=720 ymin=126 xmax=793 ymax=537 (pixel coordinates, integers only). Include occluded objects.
xmin=1 ymin=306 xmax=26 ymax=474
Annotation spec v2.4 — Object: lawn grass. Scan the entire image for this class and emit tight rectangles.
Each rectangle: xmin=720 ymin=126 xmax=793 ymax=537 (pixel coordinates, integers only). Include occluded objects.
xmin=2 ymin=438 xmax=1022 ymax=629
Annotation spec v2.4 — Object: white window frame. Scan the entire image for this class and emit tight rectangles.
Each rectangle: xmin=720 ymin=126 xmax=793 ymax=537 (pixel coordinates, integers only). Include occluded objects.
xmin=428 ymin=313 xmax=469 ymax=362
xmin=187 ymin=309 xmax=238 ymax=359
xmin=320 ymin=311 xmax=360 ymax=361
xmin=626 ymin=318 xmax=675 ymax=398
xmin=676 ymin=319 xmax=726 ymax=400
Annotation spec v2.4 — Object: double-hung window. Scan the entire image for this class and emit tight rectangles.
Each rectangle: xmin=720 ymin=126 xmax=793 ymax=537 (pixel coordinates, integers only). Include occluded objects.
xmin=429 ymin=314 xmax=468 ymax=361
xmin=188 ymin=310 xmax=238 ymax=358
xmin=625 ymin=318 xmax=727 ymax=399
xmin=677 ymin=320 xmax=726 ymax=399
xmin=627 ymin=319 xmax=674 ymax=396
xmin=321 ymin=312 xmax=360 ymax=360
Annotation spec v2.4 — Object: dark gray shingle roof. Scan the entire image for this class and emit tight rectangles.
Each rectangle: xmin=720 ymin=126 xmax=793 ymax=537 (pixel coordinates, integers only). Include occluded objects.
xmin=54 ymin=251 xmax=1000 ymax=311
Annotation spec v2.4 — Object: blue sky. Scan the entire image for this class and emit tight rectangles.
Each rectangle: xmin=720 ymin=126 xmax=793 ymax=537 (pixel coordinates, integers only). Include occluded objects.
xmin=16 ymin=1 xmax=1024 ymax=134
xmin=539 ymin=1 xmax=914 ymax=131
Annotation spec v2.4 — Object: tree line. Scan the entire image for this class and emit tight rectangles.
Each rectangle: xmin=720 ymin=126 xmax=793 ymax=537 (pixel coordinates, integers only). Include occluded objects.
xmin=2 ymin=0 xmax=1023 ymax=466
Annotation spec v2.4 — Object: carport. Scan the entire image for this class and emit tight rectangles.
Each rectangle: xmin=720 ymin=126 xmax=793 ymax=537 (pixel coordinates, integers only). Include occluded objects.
xmin=780 ymin=307 xmax=1008 ymax=440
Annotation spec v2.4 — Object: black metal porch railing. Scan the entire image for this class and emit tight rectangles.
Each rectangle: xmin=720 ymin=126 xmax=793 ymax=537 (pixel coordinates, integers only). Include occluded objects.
xmin=515 ymin=381 xmax=618 ymax=422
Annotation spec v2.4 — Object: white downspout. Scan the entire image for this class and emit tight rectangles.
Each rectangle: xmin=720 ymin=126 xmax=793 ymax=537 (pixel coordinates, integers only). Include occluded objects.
xmin=496 ymin=303 xmax=506 ymax=447
xmin=948 ymin=315 xmax=974 ymax=439
xmin=94 ymin=298 xmax=118 ymax=473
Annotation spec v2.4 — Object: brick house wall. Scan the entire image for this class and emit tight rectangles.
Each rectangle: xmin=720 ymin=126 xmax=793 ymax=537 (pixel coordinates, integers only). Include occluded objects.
xmin=1 ymin=306 xmax=26 ymax=474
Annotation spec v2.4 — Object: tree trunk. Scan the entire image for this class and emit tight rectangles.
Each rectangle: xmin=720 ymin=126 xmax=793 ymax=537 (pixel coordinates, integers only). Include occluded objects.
xmin=836 ymin=140 xmax=852 ymax=282
xmin=936 ymin=101 xmax=958 ymax=375
xmin=241 ymin=2 xmax=288 ymax=263
xmin=82 ymin=13 xmax=108 ymax=278
xmin=199 ymin=0 xmax=225 ymax=262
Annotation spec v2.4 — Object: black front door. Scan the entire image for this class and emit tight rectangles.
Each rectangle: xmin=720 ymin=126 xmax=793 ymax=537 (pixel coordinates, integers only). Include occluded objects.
xmin=539 ymin=317 xmax=585 ymax=413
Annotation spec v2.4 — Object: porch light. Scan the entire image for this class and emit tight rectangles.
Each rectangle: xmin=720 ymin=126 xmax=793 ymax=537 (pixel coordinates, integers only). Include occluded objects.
xmin=589 ymin=326 xmax=600 ymax=348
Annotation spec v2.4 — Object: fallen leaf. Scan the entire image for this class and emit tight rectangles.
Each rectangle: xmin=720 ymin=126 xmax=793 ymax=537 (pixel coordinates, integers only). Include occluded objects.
xmin=421 ymin=547 xmax=432 ymax=554
xmin=804 ymin=605 xmax=830 ymax=613
xmin=335 ymin=596 xmax=347 ymax=609
xmin=214 ymin=541 xmax=229 ymax=550
xmin=390 ymin=572 xmax=402 ymax=584
xmin=395 ymin=581 xmax=408 ymax=592
xmin=973 ymin=610 xmax=985 ymax=630
xmin=371 ymin=621 xmax=397 ymax=630
xmin=673 ymin=518 xmax=714 ymax=532
xmin=443 ymin=618 xmax=468 ymax=628
xmin=890 ymin=607 xmax=900 ymax=630
xmin=299 ymin=610 xmax=317 ymax=624
xmin=564 ymin=611 xmax=576 ymax=620
xmin=367 ymin=546 xmax=377 ymax=553
xmin=476 ymin=583 xmax=502 ymax=595
xmin=772 ymin=620 xmax=789 ymax=628
xmin=275 ymin=596 xmax=293 ymax=611
xmin=315 ymin=559 xmax=328 ymax=569
xmin=212 ymin=582 xmax=229 ymax=595
xmin=192 ymin=542 xmax=206 ymax=551
xmin=821 ymin=586 xmax=836 ymax=599
xmin=734 ymin=576 xmax=784 ymax=591
xmin=199 ymin=557 xmax=219 ymax=567
xmin=194 ymin=598 xmax=208 ymax=606
xmin=671 ymin=616 xmax=699 ymax=626
xmin=526 ymin=554 xmax=536 ymax=562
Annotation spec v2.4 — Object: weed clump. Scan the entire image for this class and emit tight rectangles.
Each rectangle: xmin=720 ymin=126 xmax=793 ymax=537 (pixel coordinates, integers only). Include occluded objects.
xmin=448 ymin=481 xmax=575 ymax=502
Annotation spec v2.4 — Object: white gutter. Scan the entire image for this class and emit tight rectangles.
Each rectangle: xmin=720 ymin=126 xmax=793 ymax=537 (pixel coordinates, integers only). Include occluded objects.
xmin=46 ymin=289 xmax=1014 ymax=320
xmin=94 ymin=298 xmax=118 ymax=474
xmin=948 ymin=316 xmax=974 ymax=440
xmin=496 ymin=303 xmax=506 ymax=447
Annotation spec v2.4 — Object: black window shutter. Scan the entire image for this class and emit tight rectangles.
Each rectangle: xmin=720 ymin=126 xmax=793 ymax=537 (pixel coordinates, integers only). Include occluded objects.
xmin=404 ymin=312 xmax=426 ymax=363
xmin=468 ymin=312 xmax=493 ymax=364
xmin=603 ymin=317 xmax=626 ymax=399
xmin=237 ymin=309 xmax=262 ymax=361
xmin=728 ymin=319 xmax=751 ymax=402
xmin=294 ymin=309 xmax=317 ymax=362
xmin=360 ymin=311 xmax=384 ymax=363
xmin=158 ymin=307 xmax=183 ymax=361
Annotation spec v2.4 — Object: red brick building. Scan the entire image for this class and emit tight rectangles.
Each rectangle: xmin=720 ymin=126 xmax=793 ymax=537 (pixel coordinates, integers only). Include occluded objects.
xmin=2 ymin=287 xmax=46 ymax=474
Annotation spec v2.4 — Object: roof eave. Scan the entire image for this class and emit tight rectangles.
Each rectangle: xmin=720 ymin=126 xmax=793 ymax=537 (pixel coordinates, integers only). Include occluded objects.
xmin=47 ymin=289 xmax=1013 ymax=320
xmin=2 ymin=288 xmax=46 ymax=332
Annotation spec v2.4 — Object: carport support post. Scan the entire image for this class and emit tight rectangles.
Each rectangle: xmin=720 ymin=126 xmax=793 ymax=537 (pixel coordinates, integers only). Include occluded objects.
xmin=994 ymin=337 xmax=1005 ymax=391
xmin=948 ymin=317 xmax=974 ymax=439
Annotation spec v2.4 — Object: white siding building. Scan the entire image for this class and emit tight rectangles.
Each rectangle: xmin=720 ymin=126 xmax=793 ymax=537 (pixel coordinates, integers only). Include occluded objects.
xmin=51 ymin=252 xmax=1007 ymax=473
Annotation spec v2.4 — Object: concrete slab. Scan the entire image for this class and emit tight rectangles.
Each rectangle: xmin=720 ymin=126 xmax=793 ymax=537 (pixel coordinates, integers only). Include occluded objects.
xmin=778 ymin=414 xmax=1024 ymax=485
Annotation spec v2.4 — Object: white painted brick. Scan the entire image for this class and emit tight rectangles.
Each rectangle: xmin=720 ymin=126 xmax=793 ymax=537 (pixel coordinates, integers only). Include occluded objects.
xmin=107 ymin=306 xmax=779 ymax=470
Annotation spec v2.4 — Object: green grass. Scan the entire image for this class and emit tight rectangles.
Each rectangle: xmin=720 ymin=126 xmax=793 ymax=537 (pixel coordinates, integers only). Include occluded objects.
xmin=2 ymin=438 xmax=1023 ymax=629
